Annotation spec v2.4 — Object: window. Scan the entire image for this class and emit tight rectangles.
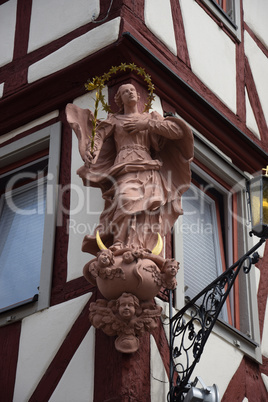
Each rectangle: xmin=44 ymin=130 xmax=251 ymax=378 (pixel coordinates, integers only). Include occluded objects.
xmin=0 ymin=122 xmax=61 ymax=325
xmin=0 ymin=168 xmax=47 ymax=312
xmin=174 ymin=131 xmax=262 ymax=362
xmin=181 ymin=180 xmax=229 ymax=322
xmin=213 ymin=0 xmax=235 ymax=22
xmin=198 ymin=0 xmax=241 ymax=40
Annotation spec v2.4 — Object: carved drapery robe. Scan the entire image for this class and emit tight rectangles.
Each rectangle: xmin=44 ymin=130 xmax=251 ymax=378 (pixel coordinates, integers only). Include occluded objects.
xmin=66 ymin=106 xmax=194 ymax=255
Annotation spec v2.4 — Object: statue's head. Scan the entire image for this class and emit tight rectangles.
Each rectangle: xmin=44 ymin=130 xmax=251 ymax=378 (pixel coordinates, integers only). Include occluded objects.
xmin=116 ymin=292 xmax=140 ymax=320
xmin=114 ymin=83 xmax=140 ymax=112
xmin=97 ymin=249 xmax=114 ymax=267
xmin=162 ymin=259 xmax=179 ymax=277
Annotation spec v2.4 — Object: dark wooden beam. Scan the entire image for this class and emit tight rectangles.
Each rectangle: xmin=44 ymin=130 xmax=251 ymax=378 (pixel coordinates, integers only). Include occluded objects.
xmin=1 ymin=32 xmax=267 ymax=173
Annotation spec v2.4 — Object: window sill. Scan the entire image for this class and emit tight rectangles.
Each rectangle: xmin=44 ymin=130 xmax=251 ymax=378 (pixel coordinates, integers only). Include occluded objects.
xmin=0 ymin=294 xmax=38 ymax=314
xmin=0 ymin=300 xmax=41 ymax=326
xmin=214 ymin=318 xmax=262 ymax=363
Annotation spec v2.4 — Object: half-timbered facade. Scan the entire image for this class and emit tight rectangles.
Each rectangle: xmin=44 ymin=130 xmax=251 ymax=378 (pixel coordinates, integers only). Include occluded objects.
xmin=1 ymin=1 xmax=268 ymax=401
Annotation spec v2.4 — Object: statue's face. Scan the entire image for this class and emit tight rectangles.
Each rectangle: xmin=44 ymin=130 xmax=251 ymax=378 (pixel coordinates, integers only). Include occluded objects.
xmin=118 ymin=296 xmax=135 ymax=319
xmin=119 ymin=84 xmax=138 ymax=106
xmin=165 ymin=263 xmax=178 ymax=276
xmin=98 ymin=251 xmax=111 ymax=267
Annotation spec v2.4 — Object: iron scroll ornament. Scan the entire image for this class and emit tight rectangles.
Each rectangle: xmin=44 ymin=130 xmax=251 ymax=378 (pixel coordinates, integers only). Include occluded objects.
xmin=168 ymin=237 xmax=266 ymax=402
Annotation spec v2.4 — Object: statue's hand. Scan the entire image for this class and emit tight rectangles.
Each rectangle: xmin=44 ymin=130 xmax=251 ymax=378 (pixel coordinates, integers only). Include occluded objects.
xmin=84 ymin=149 xmax=97 ymax=166
xmin=124 ymin=118 xmax=149 ymax=135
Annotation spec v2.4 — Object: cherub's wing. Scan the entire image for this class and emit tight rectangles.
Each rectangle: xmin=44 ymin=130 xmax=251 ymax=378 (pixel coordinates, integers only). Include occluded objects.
xmin=137 ymin=304 xmax=162 ymax=332
xmin=65 ymin=103 xmax=94 ymax=161
xmin=89 ymin=300 xmax=117 ymax=335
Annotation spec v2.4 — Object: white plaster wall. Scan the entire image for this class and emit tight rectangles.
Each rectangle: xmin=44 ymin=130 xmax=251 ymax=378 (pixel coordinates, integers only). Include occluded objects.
xmin=196 ymin=333 xmax=243 ymax=398
xmin=261 ymin=298 xmax=268 ymax=358
xmin=13 ymin=293 xmax=92 ymax=402
xmin=49 ymin=326 xmax=95 ymax=402
xmin=174 ymin=217 xmax=186 ymax=310
xmin=261 ymin=373 xmax=268 ymax=393
xmin=0 ymin=0 xmax=17 ymax=67
xmin=179 ymin=0 xmax=236 ymax=113
xmin=28 ymin=0 xmax=100 ymax=52
xmin=155 ymin=298 xmax=172 ymax=343
xmin=144 ymin=0 xmax=177 ymax=56
xmin=67 ymin=90 xmax=107 ymax=281
xmin=244 ymin=32 xmax=268 ymax=126
xmin=0 ymin=111 xmax=59 ymax=144
xmin=151 ymin=93 xmax=164 ymax=115
xmin=28 ymin=17 xmax=121 ymax=83
xmin=243 ymin=0 xmax=268 ymax=49
xmin=0 ymin=83 xmax=4 ymax=98
xmin=255 ymin=266 xmax=261 ymax=294
xmin=245 ymin=88 xmax=260 ymax=139
xmin=150 ymin=336 xmax=169 ymax=402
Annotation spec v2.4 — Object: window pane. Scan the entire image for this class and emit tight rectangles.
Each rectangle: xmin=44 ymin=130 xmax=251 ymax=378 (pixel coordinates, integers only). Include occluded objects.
xmin=182 ymin=185 xmax=228 ymax=321
xmin=182 ymin=191 xmax=220 ymax=299
xmin=211 ymin=0 xmax=235 ymax=22
xmin=0 ymin=181 xmax=46 ymax=311
xmin=226 ymin=0 xmax=234 ymax=21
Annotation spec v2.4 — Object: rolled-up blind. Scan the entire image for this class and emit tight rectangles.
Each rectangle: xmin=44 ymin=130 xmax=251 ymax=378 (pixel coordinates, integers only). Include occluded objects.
xmin=0 ymin=180 xmax=46 ymax=312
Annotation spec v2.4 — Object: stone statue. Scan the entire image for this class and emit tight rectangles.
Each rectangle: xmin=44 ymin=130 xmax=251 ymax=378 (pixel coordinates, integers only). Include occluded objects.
xmin=66 ymin=81 xmax=193 ymax=353
xmin=89 ymin=293 xmax=162 ymax=353
xmin=161 ymin=259 xmax=180 ymax=290
xmin=66 ymin=82 xmax=193 ymax=255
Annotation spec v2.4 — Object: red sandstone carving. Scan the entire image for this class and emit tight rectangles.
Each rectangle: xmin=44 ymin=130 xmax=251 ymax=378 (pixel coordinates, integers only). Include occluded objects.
xmin=66 ymin=82 xmax=193 ymax=352
xmin=89 ymin=293 xmax=162 ymax=353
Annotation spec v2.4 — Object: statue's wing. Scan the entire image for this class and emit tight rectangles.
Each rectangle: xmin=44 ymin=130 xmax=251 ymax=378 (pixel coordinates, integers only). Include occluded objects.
xmin=66 ymin=103 xmax=94 ymax=161
xmin=149 ymin=111 xmax=194 ymax=196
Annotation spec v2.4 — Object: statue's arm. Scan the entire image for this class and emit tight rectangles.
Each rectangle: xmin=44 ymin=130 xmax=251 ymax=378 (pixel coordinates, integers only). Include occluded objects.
xmin=85 ymin=118 xmax=114 ymax=165
xmin=123 ymin=111 xmax=191 ymax=141
xmin=66 ymin=104 xmax=114 ymax=165
xmin=148 ymin=111 xmax=191 ymax=140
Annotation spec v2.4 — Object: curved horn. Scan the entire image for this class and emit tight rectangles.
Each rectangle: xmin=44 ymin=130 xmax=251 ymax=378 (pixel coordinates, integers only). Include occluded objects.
xmin=151 ymin=233 xmax=163 ymax=255
xmin=96 ymin=230 xmax=107 ymax=250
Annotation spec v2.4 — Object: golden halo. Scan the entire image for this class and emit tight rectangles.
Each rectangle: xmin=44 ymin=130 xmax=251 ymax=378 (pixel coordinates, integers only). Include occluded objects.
xmin=85 ymin=63 xmax=155 ymax=152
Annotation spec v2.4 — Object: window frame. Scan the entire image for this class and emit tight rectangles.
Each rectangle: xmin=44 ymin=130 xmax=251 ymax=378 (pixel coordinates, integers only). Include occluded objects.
xmin=173 ymin=129 xmax=262 ymax=363
xmin=181 ymin=182 xmax=230 ymax=323
xmin=197 ymin=0 xmax=241 ymax=41
xmin=0 ymin=122 xmax=61 ymax=326
xmin=0 ymin=174 xmax=48 ymax=313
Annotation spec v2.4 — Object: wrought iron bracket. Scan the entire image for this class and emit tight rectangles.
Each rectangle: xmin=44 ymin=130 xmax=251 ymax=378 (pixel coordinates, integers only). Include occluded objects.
xmin=168 ymin=237 xmax=266 ymax=402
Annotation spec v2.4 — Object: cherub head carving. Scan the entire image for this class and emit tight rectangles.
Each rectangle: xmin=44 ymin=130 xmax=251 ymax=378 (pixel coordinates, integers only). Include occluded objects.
xmin=162 ymin=259 xmax=179 ymax=277
xmin=116 ymin=292 xmax=140 ymax=321
xmin=96 ymin=249 xmax=114 ymax=268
